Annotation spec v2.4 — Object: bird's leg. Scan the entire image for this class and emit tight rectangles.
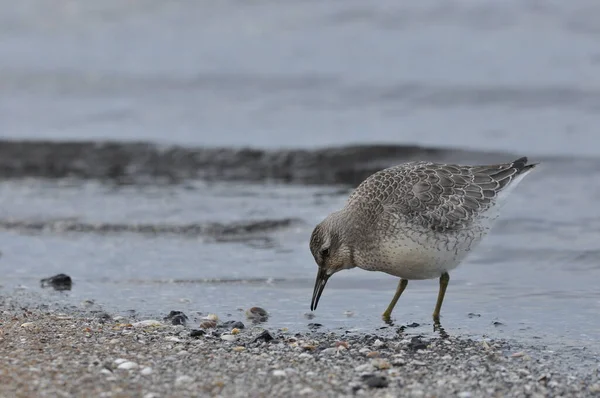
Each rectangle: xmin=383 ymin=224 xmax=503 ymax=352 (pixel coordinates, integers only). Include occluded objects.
xmin=432 ymin=272 xmax=450 ymax=322
xmin=382 ymin=278 xmax=408 ymax=321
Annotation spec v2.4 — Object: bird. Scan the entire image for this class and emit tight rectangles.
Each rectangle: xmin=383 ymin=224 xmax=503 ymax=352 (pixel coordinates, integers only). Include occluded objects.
xmin=308 ymin=156 xmax=537 ymax=323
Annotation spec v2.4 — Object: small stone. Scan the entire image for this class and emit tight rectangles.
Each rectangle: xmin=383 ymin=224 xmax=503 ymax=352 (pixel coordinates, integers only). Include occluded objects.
xmin=458 ymin=392 xmax=472 ymax=398
xmin=132 ymin=320 xmax=162 ymax=328
xmin=164 ymin=311 xmax=188 ymax=326
xmin=222 ymin=321 xmax=245 ymax=329
xmin=299 ymin=387 xmax=314 ymax=395
xmin=321 ymin=347 xmax=337 ymax=355
xmin=190 ymin=329 xmax=205 ymax=338
xmin=467 ymin=313 xmax=481 ymax=318
xmin=253 ymin=330 xmax=274 ymax=343
xmin=343 ymin=311 xmax=355 ymax=317
xmin=232 ymin=346 xmax=246 ymax=352
xmin=412 ymin=361 xmax=427 ymax=366
xmin=372 ymin=359 xmax=391 ymax=370
xmin=246 ymin=307 xmax=268 ymax=322
xmin=307 ymin=323 xmax=322 ymax=330
xmin=373 ymin=339 xmax=385 ymax=348
xmin=355 ymin=363 xmax=373 ymax=372
xmin=231 ymin=328 xmax=241 ymax=335
xmin=366 ymin=351 xmax=380 ymax=358
xmin=81 ymin=299 xmax=95 ymax=308
xmin=175 ymin=375 xmax=194 ymax=386
xmin=113 ymin=358 xmax=127 ymax=365
xmin=511 ymin=351 xmax=525 ymax=358
xmin=165 ymin=336 xmax=184 ymax=343
xmin=40 ymin=273 xmax=72 ymax=291
xmin=335 ymin=341 xmax=349 ymax=350
xmin=221 ymin=334 xmax=236 ymax=342
xmin=408 ymin=337 xmax=428 ymax=351
xmin=272 ymin=370 xmax=286 ymax=377
xmin=298 ymin=353 xmax=313 ymax=359
xmin=406 ymin=322 xmax=420 ymax=328
xmin=199 ymin=321 xmax=217 ymax=329
xmin=141 ymin=367 xmax=153 ymax=376
xmin=117 ymin=361 xmax=138 ymax=370
xmin=362 ymin=375 xmax=388 ymax=389
xmin=20 ymin=322 xmax=36 ymax=329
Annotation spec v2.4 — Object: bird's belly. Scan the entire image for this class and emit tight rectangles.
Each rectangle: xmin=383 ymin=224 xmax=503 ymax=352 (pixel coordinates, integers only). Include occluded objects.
xmin=358 ymin=230 xmax=483 ymax=280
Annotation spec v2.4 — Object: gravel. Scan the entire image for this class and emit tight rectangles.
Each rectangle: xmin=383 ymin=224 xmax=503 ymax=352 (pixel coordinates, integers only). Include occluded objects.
xmin=1 ymin=297 xmax=599 ymax=397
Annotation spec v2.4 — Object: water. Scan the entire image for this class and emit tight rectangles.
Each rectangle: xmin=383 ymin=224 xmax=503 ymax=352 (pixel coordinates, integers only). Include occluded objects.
xmin=1 ymin=0 xmax=600 ymax=360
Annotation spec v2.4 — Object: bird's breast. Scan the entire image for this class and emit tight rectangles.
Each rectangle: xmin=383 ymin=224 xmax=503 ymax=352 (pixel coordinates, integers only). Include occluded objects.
xmin=355 ymin=227 xmax=486 ymax=280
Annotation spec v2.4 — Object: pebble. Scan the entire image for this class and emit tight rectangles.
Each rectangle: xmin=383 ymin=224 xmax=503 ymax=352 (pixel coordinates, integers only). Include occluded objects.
xmin=40 ymin=273 xmax=72 ymax=291
xmin=272 ymin=369 xmax=286 ymax=377
xmin=253 ymin=330 xmax=274 ymax=343
xmin=199 ymin=321 xmax=217 ymax=329
xmin=246 ymin=307 xmax=269 ymax=321
xmin=355 ymin=363 xmax=374 ymax=372
xmin=232 ymin=346 xmax=246 ymax=352
xmin=362 ymin=375 xmax=389 ymax=389
xmin=141 ymin=367 xmax=153 ymax=376
xmin=458 ymin=392 xmax=472 ymax=398
xmin=132 ymin=320 xmax=162 ymax=328
xmin=117 ymin=361 xmax=138 ymax=370
xmin=221 ymin=334 xmax=237 ymax=342
xmin=222 ymin=321 xmax=245 ymax=329
xmin=371 ymin=359 xmax=391 ymax=370
xmin=164 ymin=311 xmax=188 ymax=326
xmin=174 ymin=375 xmax=194 ymax=386
xmin=231 ymin=328 xmax=241 ymax=335
xmin=298 ymin=387 xmax=314 ymax=395
xmin=321 ymin=347 xmax=337 ymax=355
xmin=204 ymin=314 xmax=219 ymax=322
xmin=20 ymin=322 xmax=36 ymax=329
xmin=189 ymin=329 xmax=205 ymax=338
xmin=373 ymin=339 xmax=385 ymax=348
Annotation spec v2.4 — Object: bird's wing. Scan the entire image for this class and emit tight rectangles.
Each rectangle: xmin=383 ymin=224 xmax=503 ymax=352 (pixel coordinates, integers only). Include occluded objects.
xmin=348 ymin=157 xmax=534 ymax=232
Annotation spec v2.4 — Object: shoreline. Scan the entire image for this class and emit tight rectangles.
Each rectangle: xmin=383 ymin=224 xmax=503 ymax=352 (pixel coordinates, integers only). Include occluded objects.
xmin=1 ymin=294 xmax=599 ymax=397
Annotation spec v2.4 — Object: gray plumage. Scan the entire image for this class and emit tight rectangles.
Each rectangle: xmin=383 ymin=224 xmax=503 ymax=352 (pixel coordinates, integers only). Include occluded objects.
xmin=309 ymin=157 xmax=537 ymax=314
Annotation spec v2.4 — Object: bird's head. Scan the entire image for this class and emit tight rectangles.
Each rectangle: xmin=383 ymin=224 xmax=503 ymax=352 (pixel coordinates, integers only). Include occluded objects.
xmin=309 ymin=213 xmax=355 ymax=311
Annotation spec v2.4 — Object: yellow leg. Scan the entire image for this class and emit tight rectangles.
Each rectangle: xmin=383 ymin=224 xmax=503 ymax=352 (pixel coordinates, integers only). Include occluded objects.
xmin=432 ymin=272 xmax=450 ymax=321
xmin=382 ymin=278 xmax=408 ymax=321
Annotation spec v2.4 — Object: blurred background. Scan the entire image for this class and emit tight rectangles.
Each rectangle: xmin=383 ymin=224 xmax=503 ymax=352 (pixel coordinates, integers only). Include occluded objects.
xmin=1 ymin=0 xmax=599 ymax=355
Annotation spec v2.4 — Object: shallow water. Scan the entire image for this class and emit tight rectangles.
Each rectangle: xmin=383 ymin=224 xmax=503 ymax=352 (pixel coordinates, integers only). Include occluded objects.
xmin=1 ymin=0 xmax=600 ymax=361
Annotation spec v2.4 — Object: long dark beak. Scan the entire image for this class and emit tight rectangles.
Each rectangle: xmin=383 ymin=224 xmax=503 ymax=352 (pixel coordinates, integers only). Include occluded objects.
xmin=310 ymin=267 xmax=330 ymax=311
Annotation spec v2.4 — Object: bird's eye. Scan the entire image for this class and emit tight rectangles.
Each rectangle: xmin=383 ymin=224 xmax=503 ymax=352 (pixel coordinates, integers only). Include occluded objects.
xmin=320 ymin=248 xmax=330 ymax=257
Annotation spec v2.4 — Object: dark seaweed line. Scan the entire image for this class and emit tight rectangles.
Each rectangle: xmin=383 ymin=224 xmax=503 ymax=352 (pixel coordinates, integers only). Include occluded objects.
xmin=0 ymin=218 xmax=302 ymax=238
xmin=0 ymin=139 xmax=523 ymax=186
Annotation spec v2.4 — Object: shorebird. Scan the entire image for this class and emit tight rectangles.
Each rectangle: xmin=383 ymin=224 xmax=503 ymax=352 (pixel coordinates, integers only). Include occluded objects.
xmin=309 ymin=157 xmax=537 ymax=322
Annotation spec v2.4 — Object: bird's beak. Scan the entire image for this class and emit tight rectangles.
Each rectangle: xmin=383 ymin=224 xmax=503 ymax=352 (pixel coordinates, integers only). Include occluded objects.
xmin=310 ymin=267 xmax=330 ymax=311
